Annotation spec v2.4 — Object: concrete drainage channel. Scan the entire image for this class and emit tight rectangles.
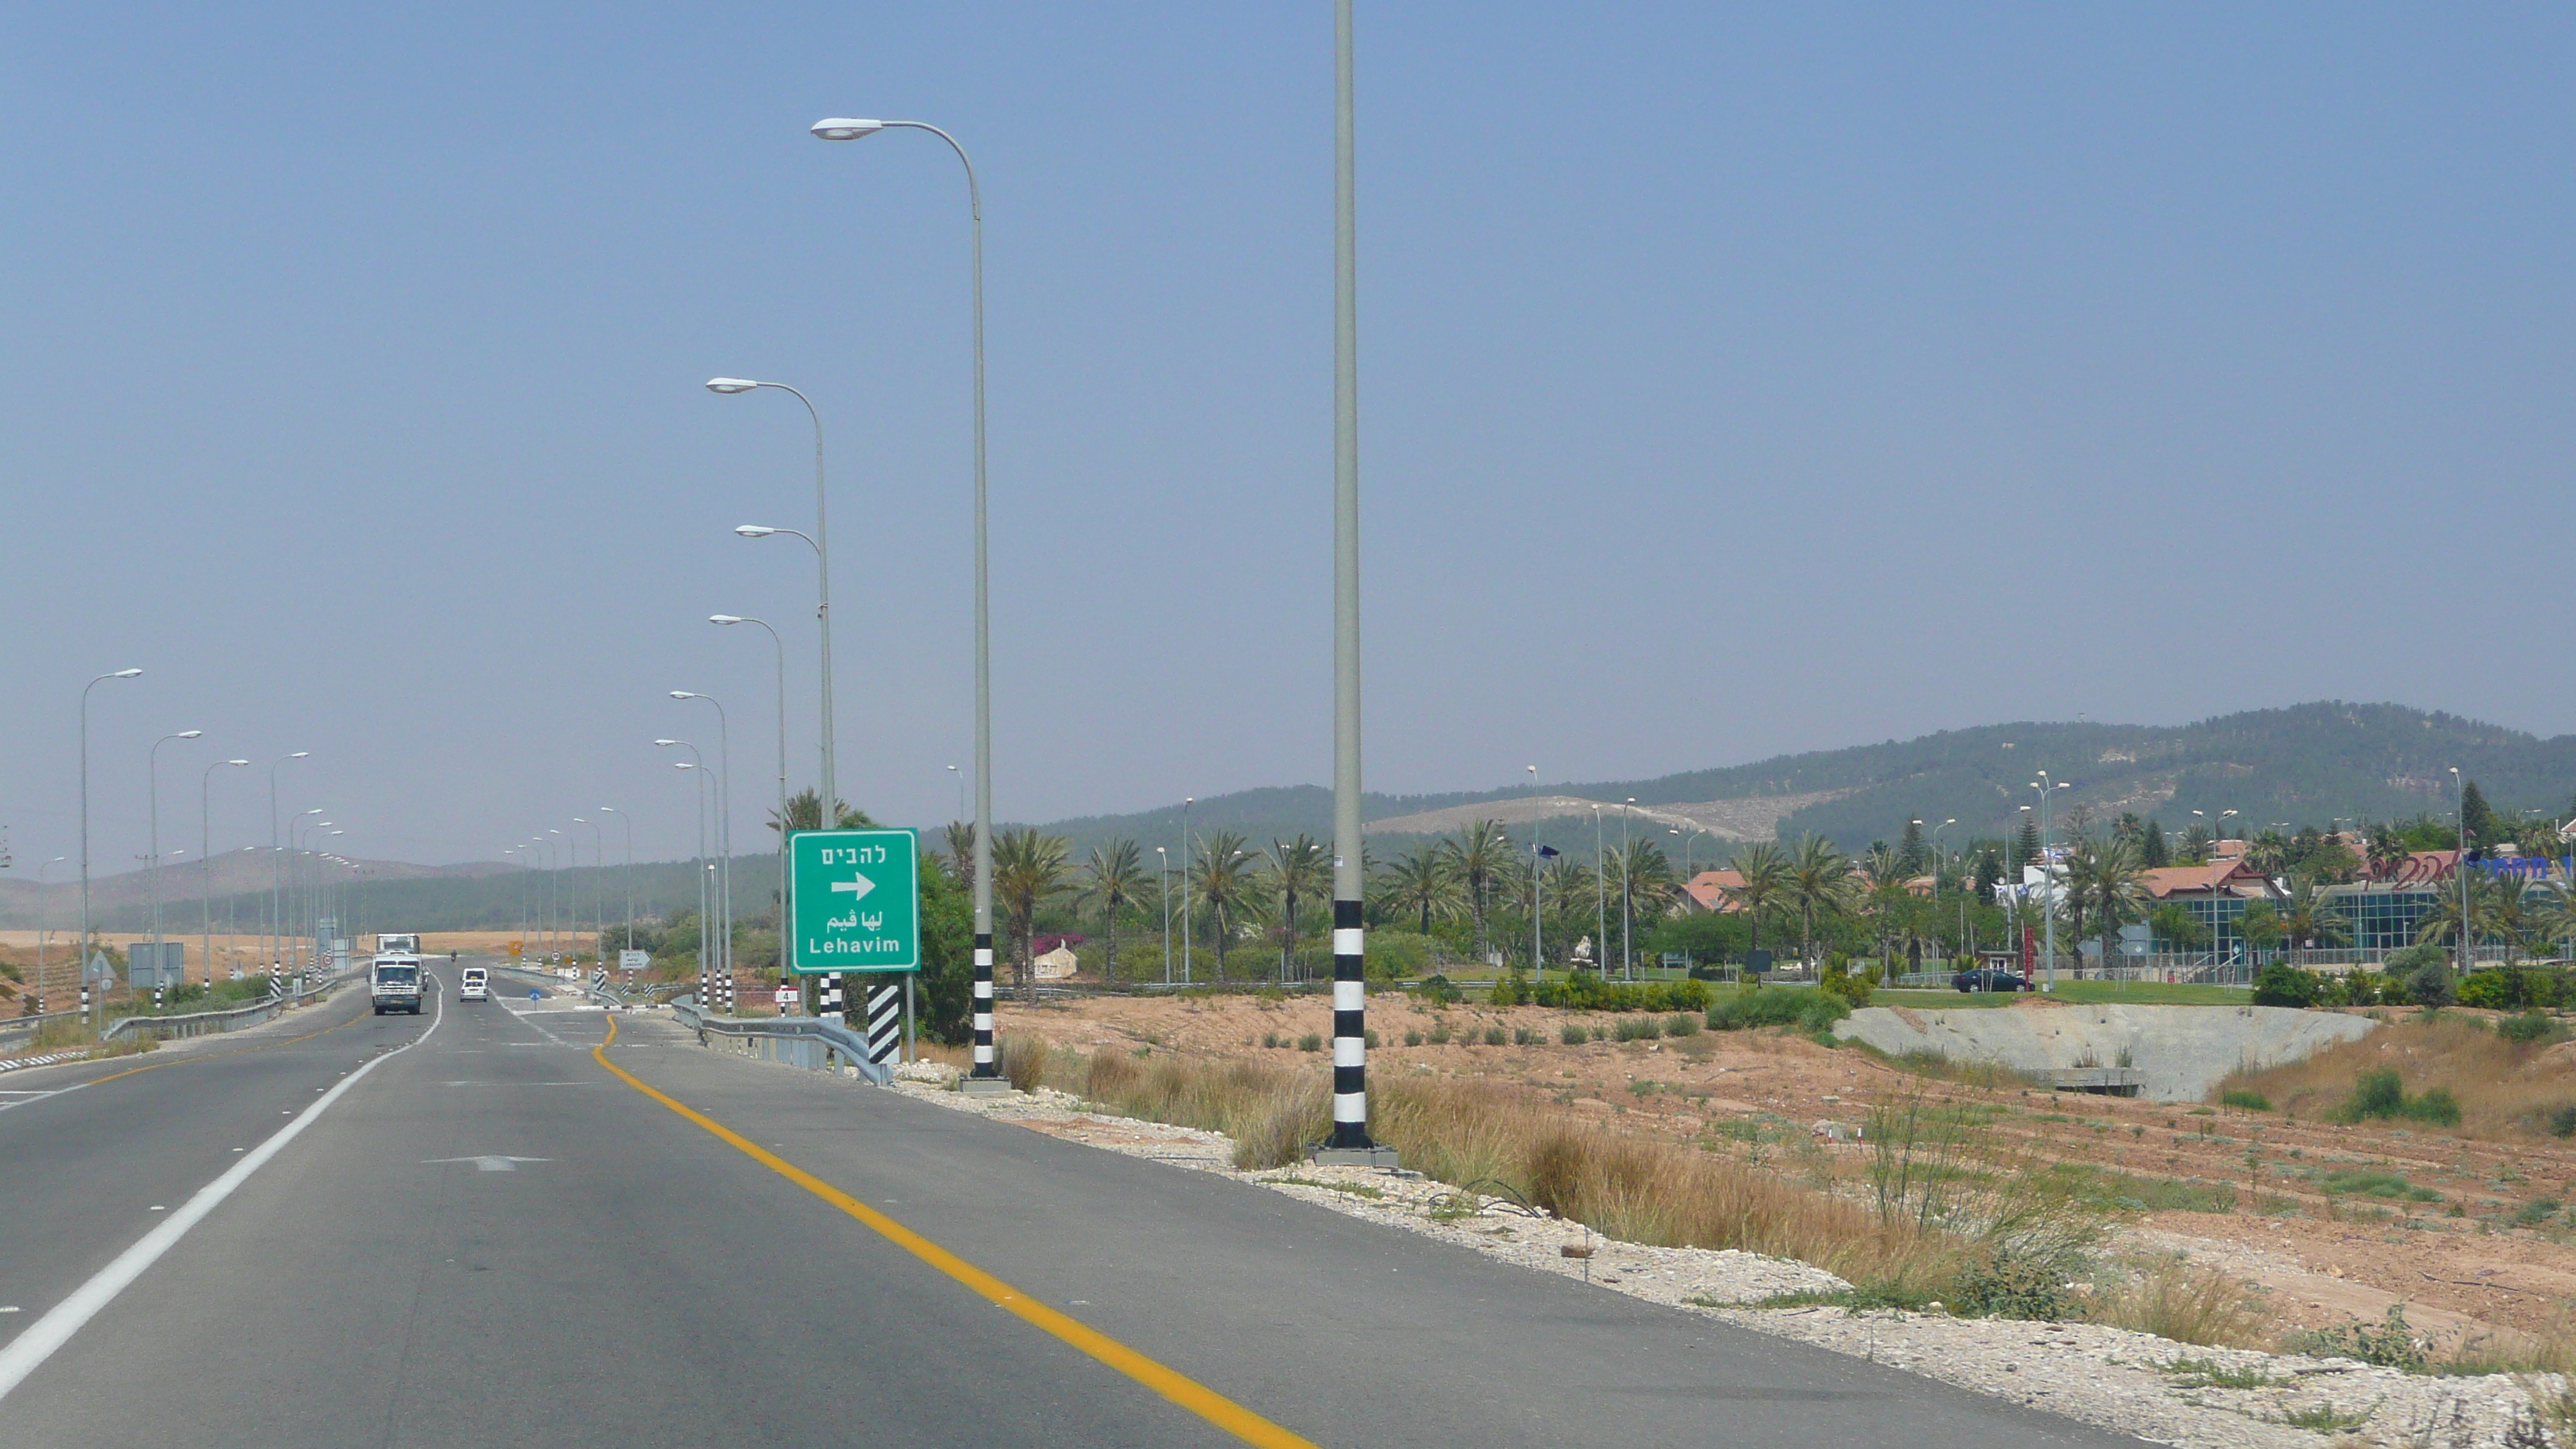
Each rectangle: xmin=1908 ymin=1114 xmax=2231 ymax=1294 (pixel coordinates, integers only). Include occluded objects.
xmin=1831 ymin=1003 xmax=2377 ymax=1101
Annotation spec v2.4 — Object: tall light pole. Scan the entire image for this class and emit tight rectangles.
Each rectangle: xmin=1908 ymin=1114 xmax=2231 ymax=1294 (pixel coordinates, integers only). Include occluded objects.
xmin=2030 ymin=774 xmax=2070 ymax=985
xmin=550 ymin=827 xmax=575 ymax=965
xmin=711 ymin=382 xmax=834 ymax=830
xmin=672 ymin=694 xmax=732 ymax=997
xmin=2451 ymin=766 xmax=2470 ymax=977
xmin=78 ymin=668 xmax=143 ymax=1026
xmin=599 ymin=807 xmax=634 ymax=958
xmin=574 ymin=817 xmax=605 ymax=970
xmin=202 ymin=758 xmax=247 ymax=979
xmin=266 ymin=751 xmax=308 ymax=990
xmin=711 ymin=615 xmax=790 ymax=954
xmin=33 ymin=856 xmax=65 ymax=1013
xmin=1593 ymin=806 xmax=1606 ymax=976
xmin=1622 ymin=798 xmax=1638 ymax=978
xmin=1156 ymin=845 xmax=1171 ymax=985
xmin=811 ymin=113 xmax=999 ymax=1084
xmin=1528 ymin=765 xmax=1543 ymax=976
xmin=663 ymin=741 xmax=714 ymax=1007
xmin=1180 ymin=796 xmax=1194 ymax=986
xmin=147 ymin=729 xmax=202 ymax=985
xmin=947 ymin=764 xmax=963 ymax=825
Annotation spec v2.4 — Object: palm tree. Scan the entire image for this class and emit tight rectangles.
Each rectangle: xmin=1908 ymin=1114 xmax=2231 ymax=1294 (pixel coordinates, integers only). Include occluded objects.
xmin=2365 ymin=824 xmax=2410 ymax=882
xmin=1539 ymin=854 xmax=1591 ymax=963
xmin=1372 ymin=843 xmax=1461 ymax=935
xmin=1783 ymin=835 xmax=1858 ymax=969
xmin=2414 ymin=870 xmax=2499 ymax=959
xmin=2060 ymin=834 xmax=2146 ymax=971
xmin=2530 ymin=881 xmax=2576 ymax=962
xmin=1077 ymin=839 xmax=1147 ymax=986
xmin=943 ymin=820 xmax=978 ymax=897
xmin=1263 ymin=834 xmax=1331 ymax=983
xmin=1721 ymin=842 xmax=1791 ymax=956
xmin=990 ymin=828 xmax=1070 ymax=997
xmin=1447 ymin=819 xmax=1514 ymax=959
xmin=1189 ymin=830 xmax=1259 ymax=979
xmin=1605 ymin=840 xmax=1678 ymax=970
xmin=2246 ymin=829 xmax=2290 ymax=879
xmin=2274 ymin=875 xmax=2351 ymax=957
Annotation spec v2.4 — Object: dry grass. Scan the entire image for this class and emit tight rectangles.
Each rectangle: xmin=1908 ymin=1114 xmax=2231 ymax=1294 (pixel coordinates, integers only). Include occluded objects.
xmin=2085 ymin=1255 xmax=2273 ymax=1348
xmin=1081 ymin=1050 xmax=1327 ymax=1170
xmin=2219 ymin=1013 xmax=2576 ymax=1140
xmin=998 ymin=1032 xmax=1051 ymax=1094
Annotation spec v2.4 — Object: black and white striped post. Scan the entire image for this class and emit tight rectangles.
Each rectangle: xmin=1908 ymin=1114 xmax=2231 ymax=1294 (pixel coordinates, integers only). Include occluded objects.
xmin=698 ymin=955 xmax=711 ymax=1013
xmin=962 ymin=931 xmax=1005 ymax=1091
xmin=1310 ymin=0 xmax=1392 ymax=1169
xmin=865 ymin=981 xmax=901 ymax=1064
xmin=820 ymin=971 xmax=844 ymax=1023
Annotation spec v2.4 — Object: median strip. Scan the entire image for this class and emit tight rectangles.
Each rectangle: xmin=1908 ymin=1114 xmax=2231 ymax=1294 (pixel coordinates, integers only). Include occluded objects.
xmin=591 ymin=1016 xmax=1321 ymax=1449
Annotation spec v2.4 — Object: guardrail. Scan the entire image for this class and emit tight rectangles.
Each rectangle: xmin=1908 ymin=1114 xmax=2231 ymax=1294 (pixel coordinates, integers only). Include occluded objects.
xmin=669 ymin=995 xmax=891 ymax=1086
xmin=95 ymin=968 xmax=361 ymax=1042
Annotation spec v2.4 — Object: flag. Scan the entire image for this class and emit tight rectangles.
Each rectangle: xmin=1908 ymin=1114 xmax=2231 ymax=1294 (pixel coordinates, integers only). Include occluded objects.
xmin=1536 ymin=844 xmax=1560 ymax=859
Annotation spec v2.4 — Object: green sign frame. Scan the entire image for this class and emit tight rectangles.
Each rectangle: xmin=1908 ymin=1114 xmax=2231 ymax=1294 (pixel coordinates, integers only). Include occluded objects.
xmin=788 ymin=827 xmax=921 ymax=975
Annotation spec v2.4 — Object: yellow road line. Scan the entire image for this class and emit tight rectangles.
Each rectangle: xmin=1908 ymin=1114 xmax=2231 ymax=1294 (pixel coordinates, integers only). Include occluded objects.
xmin=593 ymin=1016 xmax=1321 ymax=1449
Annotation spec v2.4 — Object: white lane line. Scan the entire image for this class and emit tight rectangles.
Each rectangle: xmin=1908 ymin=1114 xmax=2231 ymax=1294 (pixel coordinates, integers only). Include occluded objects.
xmin=0 ymin=981 xmax=445 ymax=1403
xmin=502 ymin=1010 xmax=570 ymax=1047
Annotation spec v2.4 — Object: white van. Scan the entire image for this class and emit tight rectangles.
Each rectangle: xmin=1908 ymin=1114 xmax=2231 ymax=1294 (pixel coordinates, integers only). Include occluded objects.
xmin=370 ymin=954 xmax=425 ymax=1015
xmin=458 ymin=967 xmax=489 ymax=1002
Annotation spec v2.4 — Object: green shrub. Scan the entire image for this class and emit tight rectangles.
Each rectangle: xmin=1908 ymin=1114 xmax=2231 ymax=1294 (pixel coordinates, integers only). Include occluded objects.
xmin=2516 ymin=1197 xmax=2560 ymax=1226
xmin=1297 ymin=1033 xmax=1324 ymax=1053
xmin=1403 ymin=1029 xmax=1423 ymax=1047
xmin=1487 ymin=970 xmax=1530 ymax=1007
xmin=1361 ymin=930 xmax=1432 ymax=982
xmin=2316 ymin=1167 xmax=2438 ymax=1201
xmin=2499 ymin=1010 xmax=2558 ymax=1044
xmin=1533 ymin=974 xmax=1711 ymax=1014
xmin=2290 ymin=1306 xmax=2425 ymax=1370
xmin=1425 ymin=1021 xmax=1452 ymax=1046
xmin=2550 ymin=1104 xmax=2576 ymax=1139
xmin=1612 ymin=1016 xmax=1663 ymax=1043
xmin=1512 ymin=1026 xmax=1541 ymax=1046
xmin=2334 ymin=1068 xmax=2460 ymax=1128
xmin=1417 ymin=975 xmax=1462 ymax=1007
xmin=2252 ymin=963 xmax=2318 ymax=1009
xmin=1481 ymin=1025 xmax=1508 ymax=1047
xmin=1663 ymin=1012 xmax=1701 ymax=1037
xmin=1706 ymin=988 xmax=1851 ymax=1034
xmin=2219 ymin=1089 xmax=2272 ymax=1112
xmin=1559 ymin=1023 xmax=1590 ymax=1046
xmin=1261 ymin=1031 xmax=1283 ymax=1049
xmin=1954 ymin=1251 xmax=2073 ymax=1321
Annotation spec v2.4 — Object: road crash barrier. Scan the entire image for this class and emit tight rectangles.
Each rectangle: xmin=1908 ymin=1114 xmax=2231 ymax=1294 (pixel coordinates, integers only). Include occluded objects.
xmin=669 ymin=995 xmax=892 ymax=1086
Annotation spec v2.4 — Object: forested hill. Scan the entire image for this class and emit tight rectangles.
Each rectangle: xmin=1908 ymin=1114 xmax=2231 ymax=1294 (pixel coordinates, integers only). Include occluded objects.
xmin=1034 ymin=704 xmax=2576 ymax=857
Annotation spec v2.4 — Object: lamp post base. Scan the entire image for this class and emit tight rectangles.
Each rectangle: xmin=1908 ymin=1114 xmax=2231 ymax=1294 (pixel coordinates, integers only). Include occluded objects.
xmin=960 ymin=1077 xmax=1018 ymax=1098
xmin=1307 ymin=1144 xmax=1401 ymax=1170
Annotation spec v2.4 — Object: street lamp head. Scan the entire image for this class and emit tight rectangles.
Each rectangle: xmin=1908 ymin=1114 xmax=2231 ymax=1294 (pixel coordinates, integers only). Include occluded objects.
xmin=654 ymin=739 xmax=678 ymax=748
xmin=708 ymin=615 xmax=743 ymax=625
xmin=111 ymin=668 xmax=142 ymax=679
xmin=735 ymin=525 xmax=778 ymax=538
xmin=811 ymin=118 xmax=886 ymax=142
xmin=706 ymin=378 xmax=759 ymax=395
xmin=289 ymin=751 xmax=309 ymax=759
xmin=675 ymin=762 xmax=697 ymax=771
xmin=225 ymin=759 xmax=248 ymax=767
xmin=302 ymin=807 xmax=323 ymax=817
xmin=176 ymin=730 xmax=203 ymax=739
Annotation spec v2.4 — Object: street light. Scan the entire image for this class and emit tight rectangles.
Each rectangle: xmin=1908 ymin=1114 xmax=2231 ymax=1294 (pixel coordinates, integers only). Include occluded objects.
xmin=574 ymin=817 xmax=605 ymax=971
xmin=671 ymin=693 xmax=731 ymax=999
xmin=662 ymin=740 xmax=715 ymax=1008
xmin=78 ymin=667 xmax=143 ymax=1026
xmin=202 ymin=759 xmax=248 ymax=988
xmin=711 ymin=614 xmax=790 ymax=963
xmin=1156 ymin=844 xmax=1171 ymax=985
xmin=600 ymin=807 xmax=635 ymax=958
xmin=811 ymin=113 xmax=1000 ymax=1086
xmin=550 ymin=827 xmax=574 ymax=966
xmin=2451 ymin=766 xmax=2470 ymax=977
xmin=2030 ymin=774 xmax=2071 ymax=985
xmin=33 ymin=855 xmax=65 ymax=1012
xmin=267 ymin=751 xmax=309 ymax=991
xmin=147 ymin=729 xmax=202 ymax=983
xmin=712 ymin=375 xmax=834 ymax=827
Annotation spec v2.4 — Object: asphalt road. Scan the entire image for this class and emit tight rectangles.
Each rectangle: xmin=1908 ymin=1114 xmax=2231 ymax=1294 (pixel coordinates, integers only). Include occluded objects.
xmin=0 ymin=976 xmax=2144 ymax=1448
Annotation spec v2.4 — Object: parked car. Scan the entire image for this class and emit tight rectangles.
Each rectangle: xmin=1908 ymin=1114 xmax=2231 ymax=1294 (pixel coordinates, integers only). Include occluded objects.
xmin=1953 ymin=968 xmax=2031 ymax=993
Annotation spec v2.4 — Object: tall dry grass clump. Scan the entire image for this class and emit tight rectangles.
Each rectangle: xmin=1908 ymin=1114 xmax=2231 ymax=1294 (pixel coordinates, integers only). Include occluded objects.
xmin=2085 ymin=1255 xmax=2271 ymax=1348
xmin=2219 ymin=1015 xmax=2576 ymax=1139
xmin=997 ymin=1031 xmax=1051 ymax=1094
xmin=1370 ymin=1075 xmax=1930 ymax=1287
xmin=1081 ymin=1051 xmax=1327 ymax=1170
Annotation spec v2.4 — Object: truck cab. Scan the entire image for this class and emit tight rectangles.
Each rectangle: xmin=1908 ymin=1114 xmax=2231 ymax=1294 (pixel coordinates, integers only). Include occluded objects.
xmin=457 ymin=966 xmax=489 ymax=1002
xmin=371 ymin=954 xmax=425 ymax=1015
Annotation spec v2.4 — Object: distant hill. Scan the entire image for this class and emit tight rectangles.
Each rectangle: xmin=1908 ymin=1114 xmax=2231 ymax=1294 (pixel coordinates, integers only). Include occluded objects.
xmin=1029 ymin=703 xmax=2576 ymax=860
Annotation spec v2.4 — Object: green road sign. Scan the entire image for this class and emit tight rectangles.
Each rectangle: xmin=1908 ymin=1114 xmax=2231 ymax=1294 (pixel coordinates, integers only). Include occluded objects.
xmin=789 ymin=828 xmax=920 ymax=974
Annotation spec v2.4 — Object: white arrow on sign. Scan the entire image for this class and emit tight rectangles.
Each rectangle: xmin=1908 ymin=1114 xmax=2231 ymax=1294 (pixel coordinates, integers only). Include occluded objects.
xmin=831 ymin=873 xmax=876 ymax=904
xmin=425 ymin=1156 xmax=552 ymax=1173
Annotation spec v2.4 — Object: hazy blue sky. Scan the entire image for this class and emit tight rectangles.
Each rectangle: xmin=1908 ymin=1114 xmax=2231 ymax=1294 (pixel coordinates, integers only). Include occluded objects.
xmin=8 ymin=4 xmax=2574 ymax=871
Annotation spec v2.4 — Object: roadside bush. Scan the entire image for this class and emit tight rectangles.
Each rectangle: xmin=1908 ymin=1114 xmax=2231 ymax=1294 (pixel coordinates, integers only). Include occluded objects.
xmin=1612 ymin=1016 xmax=1663 ymax=1043
xmin=1820 ymin=958 xmax=1873 ymax=1010
xmin=2550 ymin=1104 xmax=2576 ymax=1139
xmin=2219 ymin=1089 xmax=2272 ymax=1112
xmin=1559 ymin=1023 xmax=1590 ymax=1046
xmin=1403 ymin=1029 xmax=1423 ymax=1047
xmin=1488 ymin=971 xmax=1530 ymax=1006
xmin=1297 ymin=1033 xmax=1324 ymax=1053
xmin=1533 ymin=974 xmax=1711 ymax=1014
xmin=1361 ymin=930 xmax=1433 ymax=982
xmin=1416 ymin=975 xmax=1462 ymax=1007
xmin=1425 ymin=1021 xmax=1452 ymax=1046
xmin=999 ymin=1032 xmax=1050 ymax=1093
xmin=2290 ymin=1306 xmax=2426 ymax=1370
xmin=2334 ymin=1067 xmax=2461 ymax=1128
xmin=1512 ymin=1026 xmax=1542 ymax=1046
xmin=1663 ymin=1012 xmax=1701 ymax=1038
xmin=2499 ymin=1011 xmax=2560 ymax=1045
xmin=2086 ymin=1255 xmax=2271 ymax=1348
xmin=1954 ymin=1251 xmax=2073 ymax=1321
xmin=1481 ymin=1026 xmax=1509 ymax=1047
xmin=2251 ymin=963 xmax=2319 ymax=1009
xmin=1707 ymin=988 xmax=1850 ymax=1035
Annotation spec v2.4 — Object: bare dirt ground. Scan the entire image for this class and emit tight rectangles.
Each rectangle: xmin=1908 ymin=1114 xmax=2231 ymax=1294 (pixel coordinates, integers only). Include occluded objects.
xmin=989 ymin=988 xmax=2576 ymax=1352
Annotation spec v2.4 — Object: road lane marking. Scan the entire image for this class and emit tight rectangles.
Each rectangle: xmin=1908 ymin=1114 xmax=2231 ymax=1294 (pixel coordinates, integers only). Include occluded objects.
xmin=0 ymin=985 xmax=446 ymax=1403
xmin=592 ymin=1017 xmax=1321 ymax=1449
xmin=424 ymin=1156 xmax=550 ymax=1172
